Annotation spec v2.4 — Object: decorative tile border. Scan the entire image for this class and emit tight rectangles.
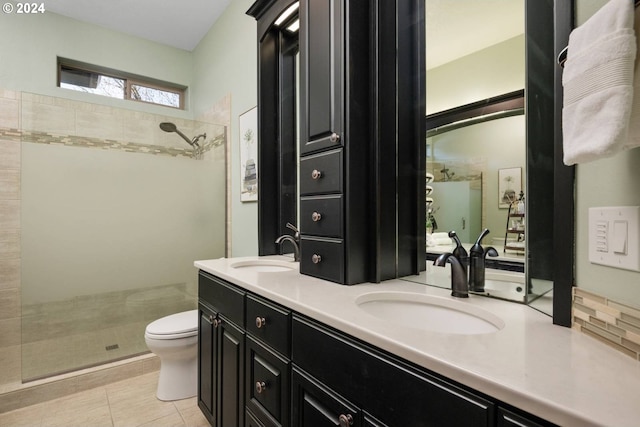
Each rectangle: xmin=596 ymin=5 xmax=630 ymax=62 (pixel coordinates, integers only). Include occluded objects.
xmin=573 ymin=288 xmax=640 ymax=360
xmin=0 ymin=127 xmax=226 ymax=159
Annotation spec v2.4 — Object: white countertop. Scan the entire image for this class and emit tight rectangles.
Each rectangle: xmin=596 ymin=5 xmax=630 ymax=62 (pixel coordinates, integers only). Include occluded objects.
xmin=195 ymin=256 xmax=640 ymax=427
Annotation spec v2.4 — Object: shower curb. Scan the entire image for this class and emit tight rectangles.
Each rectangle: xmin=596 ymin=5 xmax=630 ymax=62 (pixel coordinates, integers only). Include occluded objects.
xmin=0 ymin=353 xmax=159 ymax=414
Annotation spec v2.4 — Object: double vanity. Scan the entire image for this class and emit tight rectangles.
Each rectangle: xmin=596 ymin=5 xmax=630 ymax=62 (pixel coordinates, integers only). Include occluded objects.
xmin=195 ymin=256 xmax=640 ymax=427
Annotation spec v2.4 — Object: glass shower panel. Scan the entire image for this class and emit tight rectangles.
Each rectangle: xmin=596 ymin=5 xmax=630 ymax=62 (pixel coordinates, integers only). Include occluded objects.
xmin=21 ymin=125 xmax=226 ymax=381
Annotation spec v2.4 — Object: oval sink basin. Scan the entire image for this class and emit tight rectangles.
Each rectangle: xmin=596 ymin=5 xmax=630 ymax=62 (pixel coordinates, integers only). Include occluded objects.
xmin=230 ymin=259 xmax=297 ymax=273
xmin=355 ymin=292 xmax=504 ymax=335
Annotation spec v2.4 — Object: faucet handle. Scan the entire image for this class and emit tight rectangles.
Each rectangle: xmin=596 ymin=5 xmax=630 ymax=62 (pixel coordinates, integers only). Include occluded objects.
xmin=286 ymin=222 xmax=299 ymax=239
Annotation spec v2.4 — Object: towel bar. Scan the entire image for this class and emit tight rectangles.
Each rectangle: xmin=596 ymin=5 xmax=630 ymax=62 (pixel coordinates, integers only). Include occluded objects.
xmin=557 ymin=0 xmax=640 ymax=67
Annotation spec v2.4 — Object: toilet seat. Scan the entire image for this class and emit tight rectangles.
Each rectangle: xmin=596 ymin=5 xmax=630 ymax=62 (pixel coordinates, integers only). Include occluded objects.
xmin=145 ymin=310 xmax=198 ymax=340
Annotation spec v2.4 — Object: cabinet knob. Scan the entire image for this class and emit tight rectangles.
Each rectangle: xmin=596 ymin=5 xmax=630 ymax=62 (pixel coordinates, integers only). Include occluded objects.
xmin=208 ymin=315 xmax=213 ymax=324
xmin=255 ymin=316 xmax=266 ymax=329
xmin=255 ymin=381 xmax=267 ymax=394
xmin=212 ymin=318 xmax=222 ymax=328
xmin=311 ymin=211 xmax=322 ymax=222
xmin=311 ymin=254 xmax=322 ymax=264
xmin=311 ymin=169 xmax=322 ymax=180
xmin=330 ymin=132 xmax=340 ymax=143
xmin=338 ymin=414 xmax=353 ymax=427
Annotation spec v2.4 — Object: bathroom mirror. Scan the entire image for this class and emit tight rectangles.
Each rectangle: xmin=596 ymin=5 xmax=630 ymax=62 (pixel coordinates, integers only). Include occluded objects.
xmin=402 ymin=0 xmax=562 ymax=315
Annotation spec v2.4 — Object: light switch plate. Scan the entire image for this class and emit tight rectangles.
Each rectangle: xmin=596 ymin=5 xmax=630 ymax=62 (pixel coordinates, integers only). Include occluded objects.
xmin=588 ymin=206 xmax=640 ymax=271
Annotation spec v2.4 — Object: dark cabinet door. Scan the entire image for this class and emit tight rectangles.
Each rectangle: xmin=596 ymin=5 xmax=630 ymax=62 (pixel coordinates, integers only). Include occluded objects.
xmin=300 ymin=0 xmax=343 ymax=155
xmin=217 ymin=317 xmax=245 ymax=427
xmin=292 ymin=368 xmax=361 ymax=427
xmin=198 ymin=272 xmax=246 ymax=427
xmin=198 ymin=304 xmax=216 ymax=425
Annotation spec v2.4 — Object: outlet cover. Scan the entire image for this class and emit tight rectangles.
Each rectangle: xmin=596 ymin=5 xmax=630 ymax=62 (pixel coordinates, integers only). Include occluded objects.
xmin=588 ymin=206 xmax=640 ymax=272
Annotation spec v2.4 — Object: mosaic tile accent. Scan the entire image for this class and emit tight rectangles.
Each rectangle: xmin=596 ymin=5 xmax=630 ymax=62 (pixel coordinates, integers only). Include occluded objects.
xmin=0 ymin=127 xmax=226 ymax=160
xmin=573 ymin=288 xmax=640 ymax=360
xmin=0 ymin=128 xmax=212 ymax=159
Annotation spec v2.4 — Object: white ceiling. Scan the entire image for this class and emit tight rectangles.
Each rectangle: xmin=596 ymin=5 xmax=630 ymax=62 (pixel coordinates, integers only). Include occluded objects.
xmin=41 ymin=0 xmax=523 ymax=63
xmin=43 ymin=0 xmax=232 ymax=51
xmin=426 ymin=0 xmax=524 ymax=70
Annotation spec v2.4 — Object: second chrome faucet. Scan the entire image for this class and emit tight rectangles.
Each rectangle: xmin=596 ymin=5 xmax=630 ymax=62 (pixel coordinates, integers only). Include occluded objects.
xmin=275 ymin=223 xmax=300 ymax=262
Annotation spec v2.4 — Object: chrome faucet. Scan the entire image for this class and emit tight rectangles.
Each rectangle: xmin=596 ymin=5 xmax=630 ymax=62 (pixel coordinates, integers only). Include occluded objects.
xmin=275 ymin=223 xmax=300 ymax=262
xmin=434 ymin=253 xmax=469 ymax=298
xmin=469 ymin=228 xmax=499 ymax=293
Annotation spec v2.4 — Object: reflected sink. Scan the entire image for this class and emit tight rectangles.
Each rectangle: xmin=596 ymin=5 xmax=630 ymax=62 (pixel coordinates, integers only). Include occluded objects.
xmin=230 ymin=259 xmax=297 ymax=273
xmin=355 ymin=292 xmax=504 ymax=335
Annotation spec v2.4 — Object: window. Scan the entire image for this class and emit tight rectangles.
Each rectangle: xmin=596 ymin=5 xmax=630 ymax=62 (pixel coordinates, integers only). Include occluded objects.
xmin=58 ymin=59 xmax=186 ymax=109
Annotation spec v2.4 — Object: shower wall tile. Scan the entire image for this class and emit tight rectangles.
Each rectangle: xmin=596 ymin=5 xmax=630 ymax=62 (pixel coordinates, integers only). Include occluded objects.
xmin=76 ymin=110 xmax=124 ymax=142
xmin=0 ymin=98 xmax=20 ymax=130
xmin=0 ymin=317 xmax=21 ymax=347
xmin=22 ymin=101 xmax=75 ymax=135
xmin=0 ymin=259 xmax=20 ymax=290
xmin=0 ymin=140 xmax=20 ymax=170
xmin=123 ymin=113 xmax=156 ymax=146
xmin=0 ymin=170 xmax=20 ymax=200
xmin=0 ymin=289 xmax=20 ymax=320
xmin=0 ymin=201 xmax=20 ymax=230
xmin=0 ymin=346 xmax=21 ymax=386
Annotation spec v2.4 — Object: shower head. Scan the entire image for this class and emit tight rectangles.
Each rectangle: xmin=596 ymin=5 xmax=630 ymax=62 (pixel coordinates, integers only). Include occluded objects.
xmin=159 ymin=122 xmax=201 ymax=148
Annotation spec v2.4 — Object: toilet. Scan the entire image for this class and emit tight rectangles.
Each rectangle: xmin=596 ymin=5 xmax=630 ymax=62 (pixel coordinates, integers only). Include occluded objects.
xmin=144 ymin=310 xmax=198 ymax=401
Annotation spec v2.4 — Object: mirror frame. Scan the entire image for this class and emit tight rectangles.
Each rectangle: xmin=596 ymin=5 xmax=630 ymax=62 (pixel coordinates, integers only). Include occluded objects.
xmin=247 ymin=0 xmax=299 ymax=255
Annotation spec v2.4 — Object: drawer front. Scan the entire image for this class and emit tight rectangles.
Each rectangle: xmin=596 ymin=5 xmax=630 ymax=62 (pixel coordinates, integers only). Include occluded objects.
xmin=198 ymin=271 xmax=245 ymax=327
xmin=300 ymin=195 xmax=343 ymax=238
xmin=246 ymin=336 xmax=290 ymax=427
xmin=246 ymin=295 xmax=291 ymax=357
xmin=300 ymin=236 xmax=344 ymax=283
xmin=292 ymin=315 xmax=495 ymax=426
xmin=300 ymin=149 xmax=343 ymax=195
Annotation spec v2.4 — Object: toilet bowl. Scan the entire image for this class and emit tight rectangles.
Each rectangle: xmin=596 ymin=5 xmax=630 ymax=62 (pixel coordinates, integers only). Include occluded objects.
xmin=144 ymin=309 xmax=198 ymax=401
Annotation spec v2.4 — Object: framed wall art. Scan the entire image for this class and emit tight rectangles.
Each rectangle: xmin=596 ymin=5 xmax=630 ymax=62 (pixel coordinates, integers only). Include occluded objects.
xmin=239 ymin=106 xmax=258 ymax=202
xmin=498 ymin=167 xmax=521 ymax=208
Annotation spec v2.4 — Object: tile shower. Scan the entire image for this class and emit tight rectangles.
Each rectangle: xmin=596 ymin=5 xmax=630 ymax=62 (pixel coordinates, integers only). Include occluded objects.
xmin=0 ymin=89 xmax=227 ymax=386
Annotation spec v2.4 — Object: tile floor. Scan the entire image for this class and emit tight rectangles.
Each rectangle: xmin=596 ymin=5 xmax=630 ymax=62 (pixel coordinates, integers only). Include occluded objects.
xmin=0 ymin=371 xmax=209 ymax=427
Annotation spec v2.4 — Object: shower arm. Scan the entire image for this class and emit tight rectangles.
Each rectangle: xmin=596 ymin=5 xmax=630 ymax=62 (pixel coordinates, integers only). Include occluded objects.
xmin=191 ymin=133 xmax=206 ymax=148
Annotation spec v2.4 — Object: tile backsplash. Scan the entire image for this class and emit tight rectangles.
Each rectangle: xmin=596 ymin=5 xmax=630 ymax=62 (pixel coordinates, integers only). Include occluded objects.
xmin=573 ymin=288 xmax=640 ymax=360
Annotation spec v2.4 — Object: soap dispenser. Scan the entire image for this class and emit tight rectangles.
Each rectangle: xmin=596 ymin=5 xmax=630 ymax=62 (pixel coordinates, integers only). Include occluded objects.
xmin=448 ymin=230 xmax=468 ymax=278
xmin=469 ymin=229 xmax=499 ymax=293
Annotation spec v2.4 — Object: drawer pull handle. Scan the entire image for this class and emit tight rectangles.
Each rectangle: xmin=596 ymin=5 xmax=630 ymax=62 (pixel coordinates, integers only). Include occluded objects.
xmin=311 ymin=211 xmax=322 ymax=222
xmin=311 ymin=169 xmax=322 ymax=180
xmin=338 ymin=414 xmax=353 ymax=427
xmin=255 ymin=316 xmax=266 ymax=329
xmin=255 ymin=381 xmax=267 ymax=394
xmin=312 ymin=254 xmax=322 ymax=264
xmin=330 ymin=132 xmax=340 ymax=143
xmin=212 ymin=318 xmax=222 ymax=328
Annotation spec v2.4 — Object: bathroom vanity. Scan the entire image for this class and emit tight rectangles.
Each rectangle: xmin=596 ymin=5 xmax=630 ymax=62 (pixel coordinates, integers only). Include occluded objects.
xmin=195 ymin=256 xmax=640 ymax=427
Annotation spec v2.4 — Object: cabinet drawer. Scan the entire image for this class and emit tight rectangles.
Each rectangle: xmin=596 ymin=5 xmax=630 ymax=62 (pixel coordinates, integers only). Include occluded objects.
xmin=300 ymin=149 xmax=343 ymax=195
xmin=246 ymin=295 xmax=291 ymax=357
xmin=292 ymin=315 xmax=495 ymax=426
xmin=300 ymin=236 xmax=344 ymax=283
xmin=300 ymin=195 xmax=343 ymax=238
xmin=198 ymin=271 xmax=245 ymax=328
xmin=246 ymin=336 xmax=290 ymax=427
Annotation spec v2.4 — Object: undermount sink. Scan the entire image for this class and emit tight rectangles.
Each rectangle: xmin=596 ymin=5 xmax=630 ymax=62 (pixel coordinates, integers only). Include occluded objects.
xmin=355 ymin=292 xmax=505 ymax=335
xmin=230 ymin=259 xmax=297 ymax=273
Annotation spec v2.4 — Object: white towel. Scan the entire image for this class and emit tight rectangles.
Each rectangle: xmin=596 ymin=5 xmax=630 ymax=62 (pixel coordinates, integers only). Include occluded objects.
xmin=562 ymin=0 xmax=636 ymax=165
xmin=625 ymin=6 xmax=640 ymax=150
